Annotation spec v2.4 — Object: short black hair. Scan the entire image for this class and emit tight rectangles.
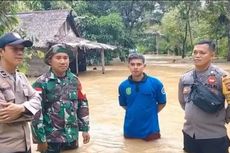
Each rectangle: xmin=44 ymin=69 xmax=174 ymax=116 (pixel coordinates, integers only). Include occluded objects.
xmin=128 ymin=53 xmax=145 ymax=63
xmin=195 ymin=40 xmax=216 ymax=52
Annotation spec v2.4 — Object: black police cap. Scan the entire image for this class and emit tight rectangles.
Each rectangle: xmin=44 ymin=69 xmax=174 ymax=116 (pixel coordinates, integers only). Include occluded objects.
xmin=0 ymin=32 xmax=33 ymax=48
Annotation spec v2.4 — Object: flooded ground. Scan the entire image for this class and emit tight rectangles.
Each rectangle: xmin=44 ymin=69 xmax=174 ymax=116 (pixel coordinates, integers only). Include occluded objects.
xmin=31 ymin=55 xmax=230 ymax=153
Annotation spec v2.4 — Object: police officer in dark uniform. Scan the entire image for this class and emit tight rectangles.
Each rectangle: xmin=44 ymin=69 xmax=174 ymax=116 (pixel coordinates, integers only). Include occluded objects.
xmin=178 ymin=40 xmax=230 ymax=153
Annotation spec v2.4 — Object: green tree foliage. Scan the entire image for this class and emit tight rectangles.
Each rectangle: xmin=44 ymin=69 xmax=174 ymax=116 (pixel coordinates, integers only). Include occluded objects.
xmin=160 ymin=8 xmax=184 ymax=55
xmin=79 ymin=13 xmax=124 ymax=44
xmin=113 ymin=1 xmax=163 ymax=50
xmin=202 ymin=0 xmax=230 ymax=60
xmin=166 ymin=1 xmax=202 ymax=58
xmin=71 ymin=1 xmax=125 ymax=44
xmin=0 ymin=1 xmax=49 ymax=73
xmin=2 ymin=0 xmax=230 ymax=63
xmin=70 ymin=1 xmax=127 ymax=63
xmin=0 ymin=1 xmax=18 ymax=34
xmin=155 ymin=0 xmax=230 ymax=60
xmin=13 ymin=0 xmax=71 ymax=12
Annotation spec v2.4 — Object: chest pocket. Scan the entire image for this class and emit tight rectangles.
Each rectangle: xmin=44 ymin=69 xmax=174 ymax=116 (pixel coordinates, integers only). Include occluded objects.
xmin=0 ymin=82 xmax=15 ymax=102
xmin=140 ymin=89 xmax=153 ymax=97
xmin=139 ymin=83 xmax=155 ymax=96
xmin=14 ymin=83 xmax=30 ymax=104
xmin=23 ymin=87 xmax=29 ymax=99
xmin=0 ymin=76 xmax=15 ymax=102
xmin=139 ymin=87 xmax=155 ymax=106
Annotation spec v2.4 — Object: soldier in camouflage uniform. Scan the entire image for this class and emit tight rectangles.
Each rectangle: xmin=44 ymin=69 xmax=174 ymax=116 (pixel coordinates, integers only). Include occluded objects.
xmin=31 ymin=44 xmax=90 ymax=153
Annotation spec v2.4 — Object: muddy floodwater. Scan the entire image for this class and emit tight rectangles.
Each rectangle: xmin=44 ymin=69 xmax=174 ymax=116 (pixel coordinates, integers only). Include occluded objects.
xmin=32 ymin=56 xmax=230 ymax=153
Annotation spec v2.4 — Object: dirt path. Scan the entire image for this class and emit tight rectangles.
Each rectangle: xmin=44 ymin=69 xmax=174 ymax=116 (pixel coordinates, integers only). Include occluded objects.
xmin=31 ymin=57 xmax=230 ymax=153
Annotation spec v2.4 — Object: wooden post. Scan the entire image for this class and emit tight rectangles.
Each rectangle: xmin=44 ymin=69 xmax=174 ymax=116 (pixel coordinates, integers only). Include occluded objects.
xmin=156 ymin=34 xmax=159 ymax=55
xmin=75 ymin=47 xmax=79 ymax=76
xmin=101 ymin=49 xmax=105 ymax=74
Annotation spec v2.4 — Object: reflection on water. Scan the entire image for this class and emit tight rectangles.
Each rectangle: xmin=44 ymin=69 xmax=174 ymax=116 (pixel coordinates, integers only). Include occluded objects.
xmin=32 ymin=61 xmax=230 ymax=153
xmin=62 ymin=124 xmax=185 ymax=153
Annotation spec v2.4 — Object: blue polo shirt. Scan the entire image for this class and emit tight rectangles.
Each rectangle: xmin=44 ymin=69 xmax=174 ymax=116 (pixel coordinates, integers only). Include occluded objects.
xmin=118 ymin=74 xmax=166 ymax=138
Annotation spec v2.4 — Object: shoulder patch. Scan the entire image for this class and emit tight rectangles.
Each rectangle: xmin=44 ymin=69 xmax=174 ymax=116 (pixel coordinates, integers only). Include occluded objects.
xmin=161 ymin=87 xmax=166 ymax=94
xmin=34 ymin=87 xmax=42 ymax=94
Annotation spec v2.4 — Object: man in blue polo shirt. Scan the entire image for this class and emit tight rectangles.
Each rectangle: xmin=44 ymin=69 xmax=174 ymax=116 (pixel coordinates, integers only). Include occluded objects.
xmin=118 ymin=53 xmax=166 ymax=141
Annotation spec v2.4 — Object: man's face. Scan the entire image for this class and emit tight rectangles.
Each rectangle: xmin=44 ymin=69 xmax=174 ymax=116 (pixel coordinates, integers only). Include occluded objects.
xmin=128 ymin=58 xmax=145 ymax=77
xmin=192 ymin=44 xmax=214 ymax=70
xmin=49 ymin=52 xmax=69 ymax=76
xmin=0 ymin=44 xmax=25 ymax=67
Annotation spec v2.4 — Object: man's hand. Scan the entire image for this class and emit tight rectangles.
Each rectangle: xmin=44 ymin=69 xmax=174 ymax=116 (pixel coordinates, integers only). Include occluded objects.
xmin=82 ymin=132 xmax=90 ymax=144
xmin=37 ymin=142 xmax=48 ymax=153
xmin=222 ymin=75 xmax=230 ymax=104
xmin=0 ymin=102 xmax=25 ymax=123
xmin=158 ymin=104 xmax=166 ymax=113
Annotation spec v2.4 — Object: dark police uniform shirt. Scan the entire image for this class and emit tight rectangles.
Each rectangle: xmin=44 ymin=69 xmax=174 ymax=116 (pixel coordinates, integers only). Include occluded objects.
xmin=178 ymin=64 xmax=228 ymax=139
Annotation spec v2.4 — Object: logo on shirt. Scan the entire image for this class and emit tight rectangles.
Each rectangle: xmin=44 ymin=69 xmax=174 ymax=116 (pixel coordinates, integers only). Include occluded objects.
xmin=126 ymin=87 xmax=131 ymax=95
xmin=208 ymin=75 xmax=216 ymax=85
xmin=161 ymin=87 xmax=166 ymax=94
xmin=183 ymin=86 xmax=191 ymax=94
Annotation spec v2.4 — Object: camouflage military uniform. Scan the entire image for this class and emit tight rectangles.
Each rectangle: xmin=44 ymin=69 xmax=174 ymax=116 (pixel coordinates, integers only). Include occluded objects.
xmin=31 ymin=69 xmax=89 ymax=145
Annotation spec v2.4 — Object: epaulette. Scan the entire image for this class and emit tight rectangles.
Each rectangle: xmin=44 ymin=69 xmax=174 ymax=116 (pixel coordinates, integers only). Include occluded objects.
xmin=184 ymin=68 xmax=194 ymax=74
xmin=212 ymin=69 xmax=221 ymax=75
xmin=210 ymin=65 xmax=225 ymax=76
xmin=0 ymin=70 xmax=8 ymax=78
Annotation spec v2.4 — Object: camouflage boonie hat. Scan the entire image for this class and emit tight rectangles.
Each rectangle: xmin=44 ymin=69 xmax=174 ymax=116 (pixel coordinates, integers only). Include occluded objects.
xmin=44 ymin=44 xmax=74 ymax=65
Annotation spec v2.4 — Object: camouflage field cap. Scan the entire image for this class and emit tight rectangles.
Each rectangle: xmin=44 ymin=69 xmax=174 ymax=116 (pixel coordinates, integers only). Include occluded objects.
xmin=44 ymin=44 xmax=74 ymax=65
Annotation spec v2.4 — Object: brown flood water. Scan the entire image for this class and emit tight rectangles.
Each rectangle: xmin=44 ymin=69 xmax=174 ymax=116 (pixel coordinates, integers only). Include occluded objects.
xmin=32 ymin=56 xmax=230 ymax=153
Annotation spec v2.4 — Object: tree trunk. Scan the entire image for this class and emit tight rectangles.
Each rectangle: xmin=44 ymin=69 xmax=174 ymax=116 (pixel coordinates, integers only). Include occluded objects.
xmin=181 ymin=3 xmax=190 ymax=59
xmin=188 ymin=15 xmax=193 ymax=47
xmin=225 ymin=1 xmax=230 ymax=61
xmin=227 ymin=26 xmax=230 ymax=61
xmin=182 ymin=22 xmax=188 ymax=59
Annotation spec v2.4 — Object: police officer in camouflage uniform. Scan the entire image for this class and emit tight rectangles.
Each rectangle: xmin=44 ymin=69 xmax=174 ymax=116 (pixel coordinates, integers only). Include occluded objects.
xmin=178 ymin=40 xmax=230 ymax=153
xmin=0 ymin=32 xmax=41 ymax=153
xmin=31 ymin=44 xmax=90 ymax=153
